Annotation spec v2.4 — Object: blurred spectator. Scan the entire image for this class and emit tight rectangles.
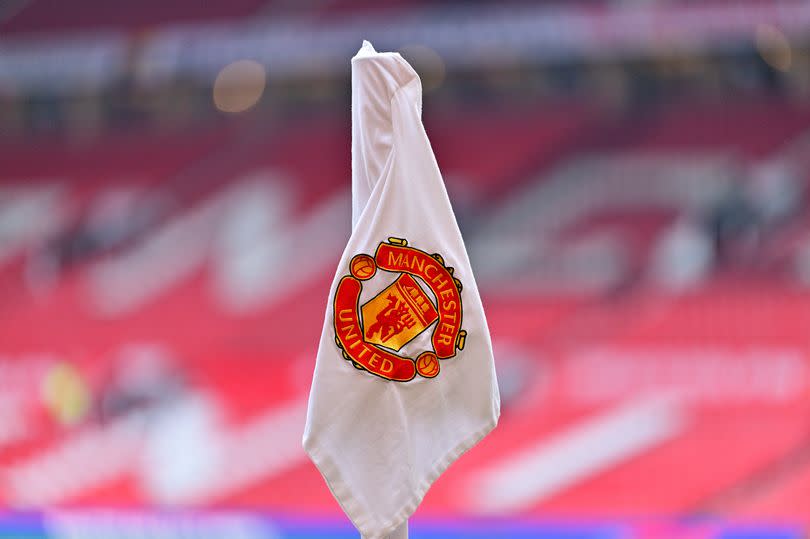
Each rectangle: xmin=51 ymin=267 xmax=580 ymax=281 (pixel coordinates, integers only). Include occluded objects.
xmin=25 ymin=188 xmax=168 ymax=294
xmin=747 ymin=159 xmax=804 ymax=227
xmin=98 ymin=344 xmax=186 ymax=423
xmin=704 ymin=178 xmax=761 ymax=266
xmin=649 ymin=215 xmax=714 ymax=291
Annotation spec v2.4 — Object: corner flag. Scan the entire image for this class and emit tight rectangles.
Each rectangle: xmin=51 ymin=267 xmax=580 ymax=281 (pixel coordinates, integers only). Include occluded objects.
xmin=303 ymin=41 xmax=500 ymax=539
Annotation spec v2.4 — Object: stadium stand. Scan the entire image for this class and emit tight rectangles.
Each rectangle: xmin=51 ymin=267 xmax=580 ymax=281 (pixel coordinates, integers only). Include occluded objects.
xmin=2 ymin=96 xmax=810 ymax=524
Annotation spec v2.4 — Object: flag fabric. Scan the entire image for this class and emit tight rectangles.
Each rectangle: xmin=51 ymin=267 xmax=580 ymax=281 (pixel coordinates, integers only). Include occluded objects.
xmin=303 ymin=41 xmax=500 ymax=539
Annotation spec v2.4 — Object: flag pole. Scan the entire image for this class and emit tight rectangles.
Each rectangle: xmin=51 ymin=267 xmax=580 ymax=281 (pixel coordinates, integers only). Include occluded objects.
xmin=385 ymin=521 xmax=408 ymax=539
xmin=361 ymin=520 xmax=407 ymax=539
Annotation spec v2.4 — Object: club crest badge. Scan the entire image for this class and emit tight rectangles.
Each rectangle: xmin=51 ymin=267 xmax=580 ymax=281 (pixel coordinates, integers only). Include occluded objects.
xmin=333 ymin=237 xmax=466 ymax=382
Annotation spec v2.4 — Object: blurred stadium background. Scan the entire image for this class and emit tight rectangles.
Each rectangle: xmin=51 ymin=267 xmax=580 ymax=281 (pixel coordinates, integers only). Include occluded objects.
xmin=2 ymin=0 xmax=810 ymax=537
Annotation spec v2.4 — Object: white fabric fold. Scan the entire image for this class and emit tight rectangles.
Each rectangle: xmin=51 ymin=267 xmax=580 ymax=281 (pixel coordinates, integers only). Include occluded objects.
xmin=303 ymin=40 xmax=500 ymax=539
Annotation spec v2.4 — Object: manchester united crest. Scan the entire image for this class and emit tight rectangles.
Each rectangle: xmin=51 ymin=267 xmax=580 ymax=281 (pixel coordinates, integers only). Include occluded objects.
xmin=333 ymin=237 xmax=466 ymax=382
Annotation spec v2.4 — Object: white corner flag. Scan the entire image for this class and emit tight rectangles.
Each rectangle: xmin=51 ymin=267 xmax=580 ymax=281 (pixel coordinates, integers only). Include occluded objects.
xmin=303 ymin=41 xmax=500 ymax=539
